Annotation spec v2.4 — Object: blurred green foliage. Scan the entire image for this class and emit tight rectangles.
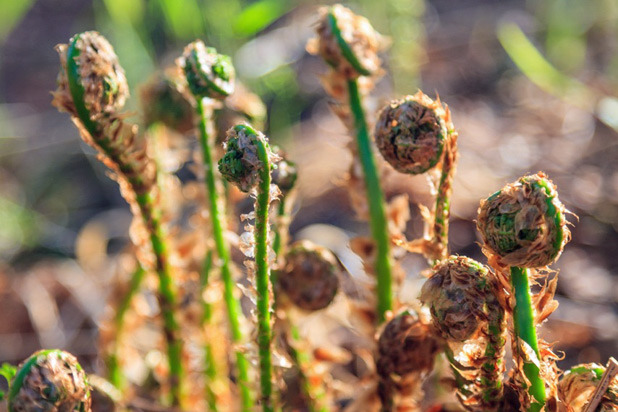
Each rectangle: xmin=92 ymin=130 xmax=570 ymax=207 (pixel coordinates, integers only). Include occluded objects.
xmin=0 ymin=0 xmax=35 ymax=42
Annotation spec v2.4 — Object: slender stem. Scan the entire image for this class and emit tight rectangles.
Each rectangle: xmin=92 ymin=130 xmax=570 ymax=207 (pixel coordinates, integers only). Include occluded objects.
xmin=510 ymin=267 xmax=546 ymax=412
xmin=65 ymin=39 xmax=183 ymax=405
xmin=432 ymin=133 xmax=457 ymax=263
xmin=197 ymin=98 xmax=252 ymax=411
xmin=481 ymin=285 xmax=506 ymax=409
xmin=200 ymin=250 xmax=219 ymax=412
xmin=254 ymin=137 xmax=275 ymax=412
xmin=108 ymin=265 xmax=146 ymax=389
xmin=347 ymin=79 xmax=393 ymax=323
xmin=140 ymin=195 xmax=183 ymax=405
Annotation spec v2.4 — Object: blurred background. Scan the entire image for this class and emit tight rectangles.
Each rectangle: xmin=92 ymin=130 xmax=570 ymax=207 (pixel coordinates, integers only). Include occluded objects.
xmin=0 ymin=0 xmax=617 ymax=391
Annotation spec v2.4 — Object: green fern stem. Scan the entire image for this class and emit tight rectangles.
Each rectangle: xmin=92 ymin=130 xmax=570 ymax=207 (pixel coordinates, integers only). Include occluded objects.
xmin=66 ymin=41 xmax=183 ymax=404
xmin=196 ymin=98 xmax=252 ymax=411
xmin=252 ymin=131 xmax=275 ymax=412
xmin=480 ymin=283 xmax=506 ymax=408
xmin=432 ymin=132 xmax=457 ymax=263
xmin=347 ymin=79 xmax=393 ymax=323
xmin=510 ymin=266 xmax=546 ymax=412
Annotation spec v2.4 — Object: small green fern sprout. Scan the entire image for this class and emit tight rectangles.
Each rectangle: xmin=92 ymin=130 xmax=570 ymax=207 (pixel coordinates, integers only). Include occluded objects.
xmin=53 ymin=31 xmax=183 ymax=405
xmin=376 ymin=310 xmax=440 ymax=412
xmin=375 ymin=91 xmax=458 ymax=262
xmin=219 ymin=124 xmax=278 ymax=412
xmin=311 ymin=4 xmax=393 ymax=324
xmin=477 ymin=172 xmax=570 ymax=412
xmin=420 ymin=256 xmax=506 ymax=410
xmin=8 ymin=350 xmax=91 ymax=412
xmin=181 ymin=40 xmax=235 ymax=99
xmin=179 ymin=40 xmax=252 ymax=411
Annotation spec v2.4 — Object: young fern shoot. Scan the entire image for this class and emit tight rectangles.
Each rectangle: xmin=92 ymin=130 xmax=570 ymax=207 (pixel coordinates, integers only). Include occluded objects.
xmin=420 ymin=256 xmax=507 ymax=410
xmin=8 ymin=350 xmax=91 ymax=412
xmin=52 ymin=32 xmax=183 ymax=405
xmin=219 ymin=124 xmax=278 ymax=412
xmin=376 ymin=310 xmax=440 ymax=412
xmin=477 ymin=173 xmax=570 ymax=412
xmin=180 ymin=40 xmax=252 ymax=411
xmin=310 ymin=4 xmax=393 ymax=323
xmin=375 ymin=92 xmax=459 ymax=263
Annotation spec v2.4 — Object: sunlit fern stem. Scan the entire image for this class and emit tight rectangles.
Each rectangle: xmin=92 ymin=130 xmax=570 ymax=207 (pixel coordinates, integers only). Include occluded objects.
xmin=347 ymin=79 xmax=393 ymax=323
xmin=432 ymin=131 xmax=457 ymax=264
xmin=253 ymin=134 xmax=275 ymax=412
xmin=196 ymin=98 xmax=252 ymax=411
xmin=65 ymin=48 xmax=183 ymax=405
xmin=107 ymin=265 xmax=146 ymax=389
xmin=481 ymin=286 xmax=506 ymax=409
xmin=510 ymin=266 xmax=546 ymax=412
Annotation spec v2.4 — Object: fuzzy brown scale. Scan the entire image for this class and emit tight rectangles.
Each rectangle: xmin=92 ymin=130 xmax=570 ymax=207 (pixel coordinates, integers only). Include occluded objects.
xmin=375 ymin=93 xmax=448 ymax=175
xmin=10 ymin=350 xmax=91 ymax=412
xmin=311 ymin=5 xmax=382 ymax=79
xmin=477 ymin=173 xmax=569 ymax=268
xmin=278 ymin=240 xmax=340 ymax=311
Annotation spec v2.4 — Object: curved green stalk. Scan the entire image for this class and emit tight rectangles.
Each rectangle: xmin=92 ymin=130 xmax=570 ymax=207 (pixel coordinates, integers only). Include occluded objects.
xmin=481 ymin=286 xmax=506 ymax=408
xmin=510 ymin=267 xmax=545 ymax=412
xmin=108 ymin=265 xmax=146 ymax=389
xmin=65 ymin=40 xmax=183 ymax=405
xmin=432 ymin=134 xmax=457 ymax=263
xmin=347 ymin=79 xmax=393 ymax=323
xmin=253 ymin=133 xmax=275 ymax=412
xmin=197 ymin=98 xmax=252 ymax=411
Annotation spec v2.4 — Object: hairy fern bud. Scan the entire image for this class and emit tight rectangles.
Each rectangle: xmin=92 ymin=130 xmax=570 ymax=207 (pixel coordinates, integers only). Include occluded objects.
xmin=8 ymin=349 xmax=91 ymax=412
xmin=477 ymin=172 xmax=570 ymax=268
xmin=375 ymin=91 xmax=451 ymax=175
xmin=377 ymin=310 xmax=440 ymax=378
xmin=420 ymin=256 xmax=490 ymax=341
xmin=54 ymin=31 xmax=129 ymax=128
xmin=218 ymin=124 xmax=275 ymax=193
xmin=180 ymin=40 xmax=235 ymax=99
xmin=312 ymin=4 xmax=382 ymax=78
xmin=279 ymin=240 xmax=340 ymax=311
xmin=558 ymin=363 xmax=618 ymax=411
